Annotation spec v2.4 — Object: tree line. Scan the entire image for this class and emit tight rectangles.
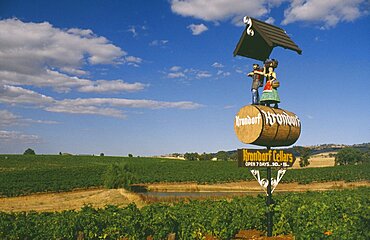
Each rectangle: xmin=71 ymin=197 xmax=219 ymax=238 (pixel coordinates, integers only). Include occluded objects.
xmin=334 ymin=147 xmax=369 ymax=165
xmin=184 ymin=151 xmax=237 ymax=161
xmin=21 ymin=145 xmax=369 ymax=166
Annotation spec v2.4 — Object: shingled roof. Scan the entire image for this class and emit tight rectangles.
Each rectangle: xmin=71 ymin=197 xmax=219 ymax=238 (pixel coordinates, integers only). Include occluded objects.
xmin=234 ymin=17 xmax=302 ymax=61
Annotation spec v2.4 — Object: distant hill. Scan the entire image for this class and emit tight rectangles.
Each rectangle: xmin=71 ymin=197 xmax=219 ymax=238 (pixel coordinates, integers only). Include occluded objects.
xmin=219 ymin=143 xmax=369 ymax=158
xmin=299 ymin=143 xmax=369 ymax=156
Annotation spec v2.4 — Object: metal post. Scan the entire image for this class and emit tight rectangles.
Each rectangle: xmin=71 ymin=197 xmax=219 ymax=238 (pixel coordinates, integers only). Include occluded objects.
xmin=266 ymin=147 xmax=273 ymax=237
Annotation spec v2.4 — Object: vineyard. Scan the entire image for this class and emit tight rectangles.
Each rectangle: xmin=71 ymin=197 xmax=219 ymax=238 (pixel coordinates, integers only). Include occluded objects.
xmin=1 ymin=155 xmax=369 ymax=239
xmin=0 ymin=155 xmax=369 ymax=197
xmin=0 ymin=188 xmax=368 ymax=239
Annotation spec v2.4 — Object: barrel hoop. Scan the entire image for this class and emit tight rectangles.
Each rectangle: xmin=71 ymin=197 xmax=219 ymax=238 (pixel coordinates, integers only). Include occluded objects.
xmin=270 ymin=107 xmax=280 ymax=144
xmin=254 ymin=105 xmax=265 ymax=144
xmin=286 ymin=124 xmax=292 ymax=143
xmin=284 ymin=110 xmax=292 ymax=143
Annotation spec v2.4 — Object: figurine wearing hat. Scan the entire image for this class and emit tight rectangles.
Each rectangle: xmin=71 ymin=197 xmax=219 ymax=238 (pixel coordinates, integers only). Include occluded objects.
xmin=260 ymin=59 xmax=280 ymax=108
xmin=247 ymin=63 xmax=264 ymax=105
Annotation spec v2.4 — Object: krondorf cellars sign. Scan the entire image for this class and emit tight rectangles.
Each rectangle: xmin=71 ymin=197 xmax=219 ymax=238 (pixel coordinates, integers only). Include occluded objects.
xmin=234 ymin=105 xmax=301 ymax=147
xmin=238 ymin=149 xmax=296 ymax=167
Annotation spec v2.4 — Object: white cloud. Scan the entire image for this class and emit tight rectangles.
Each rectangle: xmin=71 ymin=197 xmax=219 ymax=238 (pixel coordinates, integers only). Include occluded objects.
xmin=282 ymin=0 xmax=367 ymax=28
xmin=0 ymin=110 xmax=58 ymax=127
xmin=171 ymin=0 xmax=273 ymax=24
xmin=212 ymin=62 xmax=224 ymax=68
xmin=167 ymin=72 xmax=186 ymax=78
xmin=166 ymin=66 xmax=186 ymax=79
xmin=217 ymin=70 xmax=231 ymax=77
xmin=125 ymin=56 xmax=143 ymax=67
xmin=45 ymin=104 xmax=126 ymax=119
xmin=56 ymin=98 xmax=203 ymax=110
xmin=170 ymin=66 xmax=182 ymax=72
xmin=0 ymin=85 xmax=54 ymax=105
xmin=0 ymin=110 xmax=19 ymax=127
xmin=0 ymin=19 xmax=203 ymax=119
xmin=149 ymin=40 xmax=169 ymax=47
xmin=187 ymin=23 xmax=208 ymax=35
xmin=171 ymin=0 xmax=366 ymax=28
xmin=168 ymin=63 xmax=229 ymax=79
xmin=306 ymin=115 xmax=314 ymax=119
xmin=60 ymin=67 xmax=88 ymax=76
xmin=78 ymin=80 xmax=147 ymax=93
xmin=0 ymin=85 xmax=202 ymax=118
xmin=223 ymin=105 xmax=235 ymax=109
xmin=0 ymin=18 xmax=144 ymax=93
xmin=165 ymin=67 xmax=213 ymax=80
xmin=46 ymin=98 xmax=203 ymax=118
xmin=24 ymin=119 xmax=59 ymax=125
xmin=127 ymin=25 xmax=148 ymax=37
xmin=127 ymin=26 xmax=138 ymax=37
xmin=196 ymin=71 xmax=212 ymax=78
xmin=0 ymin=130 xmax=41 ymax=144
xmin=67 ymin=28 xmax=95 ymax=38
xmin=265 ymin=17 xmax=275 ymax=24
xmin=125 ymin=56 xmax=143 ymax=64
xmin=211 ymin=64 xmax=233 ymax=78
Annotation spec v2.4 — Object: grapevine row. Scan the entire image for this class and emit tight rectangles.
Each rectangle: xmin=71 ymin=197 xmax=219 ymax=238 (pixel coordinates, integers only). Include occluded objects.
xmin=0 ymin=155 xmax=369 ymax=197
xmin=0 ymin=188 xmax=368 ymax=239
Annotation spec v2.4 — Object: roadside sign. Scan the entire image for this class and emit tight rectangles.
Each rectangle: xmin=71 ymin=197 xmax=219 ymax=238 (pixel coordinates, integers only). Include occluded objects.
xmin=238 ymin=148 xmax=296 ymax=168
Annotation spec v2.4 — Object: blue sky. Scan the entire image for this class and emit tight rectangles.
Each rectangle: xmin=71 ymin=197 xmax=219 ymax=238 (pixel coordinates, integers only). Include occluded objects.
xmin=0 ymin=0 xmax=369 ymax=156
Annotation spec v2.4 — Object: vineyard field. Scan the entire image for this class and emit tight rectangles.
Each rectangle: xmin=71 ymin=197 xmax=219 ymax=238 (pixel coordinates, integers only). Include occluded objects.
xmin=0 ymin=188 xmax=368 ymax=239
xmin=0 ymin=155 xmax=369 ymax=197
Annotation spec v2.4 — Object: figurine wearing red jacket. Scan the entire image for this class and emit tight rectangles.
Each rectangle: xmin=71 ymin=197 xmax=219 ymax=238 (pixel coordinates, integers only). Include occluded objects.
xmin=247 ymin=64 xmax=264 ymax=105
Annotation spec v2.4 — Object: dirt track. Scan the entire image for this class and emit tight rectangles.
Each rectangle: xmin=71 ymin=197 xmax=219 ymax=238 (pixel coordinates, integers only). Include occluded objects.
xmin=0 ymin=188 xmax=144 ymax=212
xmin=145 ymin=180 xmax=369 ymax=192
xmin=0 ymin=181 xmax=368 ymax=212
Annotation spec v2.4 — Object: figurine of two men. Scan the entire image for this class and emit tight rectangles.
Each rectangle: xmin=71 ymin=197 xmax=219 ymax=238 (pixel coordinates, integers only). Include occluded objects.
xmin=247 ymin=59 xmax=280 ymax=108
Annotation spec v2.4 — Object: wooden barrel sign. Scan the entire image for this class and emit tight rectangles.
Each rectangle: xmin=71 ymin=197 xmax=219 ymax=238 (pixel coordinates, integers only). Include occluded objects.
xmin=234 ymin=105 xmax=301 ymax=147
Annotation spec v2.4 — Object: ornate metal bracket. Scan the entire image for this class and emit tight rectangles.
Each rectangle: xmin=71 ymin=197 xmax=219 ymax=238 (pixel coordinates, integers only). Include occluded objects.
xmin=250 ymin=168 xmax=286 ymax=195
xmin=243 ymin=16 xmax=254 ymax=36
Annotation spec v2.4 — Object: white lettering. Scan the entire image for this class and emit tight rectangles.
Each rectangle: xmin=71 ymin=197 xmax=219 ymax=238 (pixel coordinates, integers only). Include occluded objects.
xmin=260 ymin=110 xmax=300 ymax=127
xmin=235 ymin=113 xmax=261 ymax=127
